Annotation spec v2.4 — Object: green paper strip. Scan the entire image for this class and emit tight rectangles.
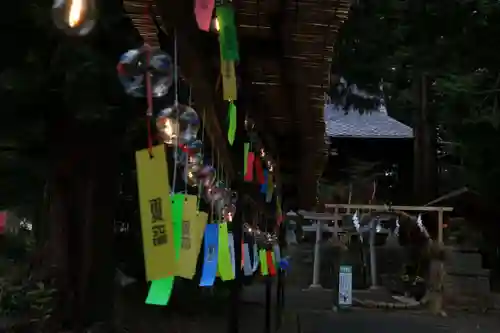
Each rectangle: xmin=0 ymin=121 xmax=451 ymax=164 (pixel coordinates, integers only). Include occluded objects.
xmin=218 ymin=222 xmax=234 ymax=280
xmin=145 ymin=194 xmax=184 ymax=306
xmin=272 ymin=252 xmax=276 ymax=265
xmin=259 ymin=249 xmax=268 ymax=276
xmin=244 ymin=142 xmax=249 ymax=175
xmin=216 ymin=5 xmax=239 ymax=61
xmin=145 ymin=279 xmax=173 ymax=306
xmin=228 ymin=102 xmax=237 ymax=145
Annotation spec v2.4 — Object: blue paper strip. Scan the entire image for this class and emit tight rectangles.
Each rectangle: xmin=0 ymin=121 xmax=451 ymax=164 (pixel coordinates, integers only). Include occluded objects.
xmin=200 ymin=224 xmax=219 ymax=287
xmin=273 ymin=244 xmax=281 ymax=264
xmin=228 ymin=232 xmax=236 ymax=277
xmin=260 ymin=170 xmax=268 ymax=193
xmin=243 ymin=243 xmax=253 ymax=276
xmin=252 ymin=243 xmax=259 ymax=272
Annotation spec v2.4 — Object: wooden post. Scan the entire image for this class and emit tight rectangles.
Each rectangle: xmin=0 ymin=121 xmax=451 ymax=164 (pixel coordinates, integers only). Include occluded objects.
xmin=431 ymin=209 xmax=445 ymax=316
xmin=437 ymin=209 xmax=444 ymax=244
xmin=264 ymin=277 xmax=272 ymax=333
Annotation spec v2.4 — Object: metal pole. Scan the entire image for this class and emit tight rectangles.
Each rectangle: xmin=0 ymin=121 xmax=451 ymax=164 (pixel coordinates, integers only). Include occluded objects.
xmin=310 ymin=220 xmax=322 ymax=288
xmin=369 ymin=218 xmax=378 ymax=288
xmin=276 ymin=223 xmax=285 ymax=330
xmin=264 ymin=277 xmax=272 ymax=333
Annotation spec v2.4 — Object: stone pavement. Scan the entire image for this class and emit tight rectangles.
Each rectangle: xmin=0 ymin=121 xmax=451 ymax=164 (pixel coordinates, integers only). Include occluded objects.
xmin=296 ymin=310 xmax=500 ymax=333
xmin=242 ymin=284 xmax=418 ymax=311
xmin=241 ymin=283 xmax=500 ymax=333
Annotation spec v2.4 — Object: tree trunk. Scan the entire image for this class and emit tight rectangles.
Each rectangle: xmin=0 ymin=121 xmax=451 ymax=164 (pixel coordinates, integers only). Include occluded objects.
xmin=46 ymin=118 xmax=124 ymax=331
xmin=413 ymin=74 xmax=437 ymax=204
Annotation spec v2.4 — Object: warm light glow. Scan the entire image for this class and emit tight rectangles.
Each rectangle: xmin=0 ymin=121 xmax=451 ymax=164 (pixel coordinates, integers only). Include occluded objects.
xmin=68 ymin=0 xmax=84 ymax=27
xmin=162 ymin=119 xmax=177 ymax=144
xmin=214 ymin=17 xmax=220 ymax=32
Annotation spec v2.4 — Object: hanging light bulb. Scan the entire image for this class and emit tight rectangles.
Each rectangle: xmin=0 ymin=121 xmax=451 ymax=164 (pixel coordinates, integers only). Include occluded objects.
xmin=52 ymin=0 xmax=97 ymax=36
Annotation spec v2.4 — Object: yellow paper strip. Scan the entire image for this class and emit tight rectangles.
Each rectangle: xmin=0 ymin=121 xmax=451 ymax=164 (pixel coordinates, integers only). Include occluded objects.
xmin=221 ymin=60 xmax=237 ymax=101
xmin=176 ymin=195 xmax=208 ymax=279
xmin=136 ymin=145 xmax=176 ymax=281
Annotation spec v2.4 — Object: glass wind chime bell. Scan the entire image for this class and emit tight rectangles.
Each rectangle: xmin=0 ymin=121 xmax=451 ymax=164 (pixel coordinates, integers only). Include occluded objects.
xmin=117 ymin=48 xmax=174 ymax=98
xmin=156 ymin=104 xmax=201 ymax=146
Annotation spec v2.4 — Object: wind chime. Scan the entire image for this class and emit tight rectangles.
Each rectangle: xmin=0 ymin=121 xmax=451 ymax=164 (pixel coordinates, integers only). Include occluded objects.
xmin=51 ymin=0 xmax=286 ymax=306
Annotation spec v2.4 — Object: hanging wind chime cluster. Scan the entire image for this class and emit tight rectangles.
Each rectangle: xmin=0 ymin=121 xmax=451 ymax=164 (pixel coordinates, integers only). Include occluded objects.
xmin=243 ymin=223 xmax=277 ymax=249
xmin=114 ymin=39 xmax=236 ymax=220
xmin=240 ymin=117 xmax=284 ymax=248
xmin=244 ymin=117 xmax=278 ymax=173
xmin=50 ymin=0 xmax=248 ymax=223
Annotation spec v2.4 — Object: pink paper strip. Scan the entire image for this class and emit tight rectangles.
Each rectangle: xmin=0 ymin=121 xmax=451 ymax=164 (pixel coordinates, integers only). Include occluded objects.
xmin=195 ymin=0 xmax=215 ymax=32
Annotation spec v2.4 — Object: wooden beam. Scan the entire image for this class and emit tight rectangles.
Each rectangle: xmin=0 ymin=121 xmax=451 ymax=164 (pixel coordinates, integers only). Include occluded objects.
xmin=324 ymin=204 xmax=453 ymax=212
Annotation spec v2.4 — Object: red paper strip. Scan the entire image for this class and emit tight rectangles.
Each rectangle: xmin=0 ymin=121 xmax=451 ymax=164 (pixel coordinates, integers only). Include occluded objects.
xmin=254 ymin=157 xmax=265 ymax=184
xmin=266 ymin=251 xmax=276 ymax=276
xmin=244 ymin=152 xmax=255 ymax=182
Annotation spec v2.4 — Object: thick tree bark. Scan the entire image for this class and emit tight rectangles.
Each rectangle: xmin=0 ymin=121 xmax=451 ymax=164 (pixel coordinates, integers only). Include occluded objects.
xmin=46 ymin=118 xmax=124 ymax=331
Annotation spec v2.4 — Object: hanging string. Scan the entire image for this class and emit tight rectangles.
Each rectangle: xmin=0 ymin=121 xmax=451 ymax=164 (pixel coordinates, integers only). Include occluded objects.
xmin=171 ymin=29 xmax=180 ymax=193
xmin=216 ymin=151 xmax=221 ymax=181
xmin=196 ymin=108 xmax=207 ymax=212
xmin=144 ymin=45 xmax=154 ymax=158
xmin=216 ymin=150 xmax=221 ymax=221
xmin=141 ymin=5 xmax=155 ymax=158
xmin=173 ymin=29 xmax=179 ymax=107
xmin=184 ymin=85 xmax=194 ymax=195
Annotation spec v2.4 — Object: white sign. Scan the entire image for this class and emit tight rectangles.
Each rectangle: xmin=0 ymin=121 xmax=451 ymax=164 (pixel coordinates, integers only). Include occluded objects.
xmin=338 ymin=265 xmax=352 ymax=306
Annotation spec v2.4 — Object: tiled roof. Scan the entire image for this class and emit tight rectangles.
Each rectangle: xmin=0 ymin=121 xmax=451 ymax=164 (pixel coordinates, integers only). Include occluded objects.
xmin=324 ymin=104 xmax=413 ymax=139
